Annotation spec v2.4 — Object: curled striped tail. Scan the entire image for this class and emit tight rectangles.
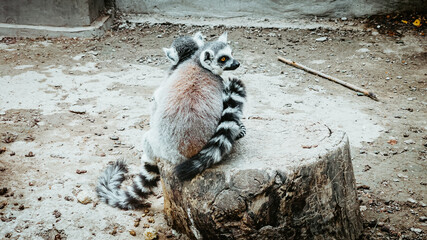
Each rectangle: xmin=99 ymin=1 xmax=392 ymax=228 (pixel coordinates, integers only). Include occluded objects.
xmin=96 ymin=160 xmax=160 ymax=209
xmin=174 ymin=78 xmax=246 ymax=181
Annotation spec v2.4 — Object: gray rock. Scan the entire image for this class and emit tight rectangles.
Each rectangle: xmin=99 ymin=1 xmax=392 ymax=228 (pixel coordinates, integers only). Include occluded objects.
xmin=69 ymin=106 xmax=86 ymax=114
xmin=397 ymin=173 xmax=409 ymax=179
xmin=109 ymin=136 xmax=119 ymax=140
xmin=77 ymin=191 xmax=92 ymax=204
xmin=410 ymin=228 xmax=422 ymax=234
xmin=316 ymin=37 xmax=328 ymax=42
xmin=404 ymin=139 xmax=415 ymax=144
xmin=407 ymin=198 xmax=418 ymax=204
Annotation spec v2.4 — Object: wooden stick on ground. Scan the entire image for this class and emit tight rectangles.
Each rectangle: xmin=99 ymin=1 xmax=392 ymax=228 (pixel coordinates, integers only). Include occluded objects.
xmin=277 ymin=56 xmax=378 ymax=101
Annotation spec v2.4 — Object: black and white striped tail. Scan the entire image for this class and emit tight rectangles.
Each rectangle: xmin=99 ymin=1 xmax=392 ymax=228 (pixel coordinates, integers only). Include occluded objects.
xmin=96 ymin=160 xmax=160 ymax=210
xmin=174 ymin=78 xmax=246 ymax=181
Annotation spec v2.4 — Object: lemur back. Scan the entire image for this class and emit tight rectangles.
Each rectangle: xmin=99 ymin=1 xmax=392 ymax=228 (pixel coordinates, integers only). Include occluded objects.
xmin=153 ymin=60 xmax=224 ymax=160
xmin=97 ymin=32 xmax=246 ymax=209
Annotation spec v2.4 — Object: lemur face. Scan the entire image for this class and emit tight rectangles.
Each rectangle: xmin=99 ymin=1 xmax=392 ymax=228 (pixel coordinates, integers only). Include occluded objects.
xmin=200 ymin=32 xmax=240 ymax=75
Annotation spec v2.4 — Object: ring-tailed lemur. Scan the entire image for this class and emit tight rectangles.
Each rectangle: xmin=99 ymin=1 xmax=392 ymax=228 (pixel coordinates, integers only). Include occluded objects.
xmin=162 ymin=32 xmax=246 ymax=142
xmin=97 ymin=33 xmax=246 ymax=209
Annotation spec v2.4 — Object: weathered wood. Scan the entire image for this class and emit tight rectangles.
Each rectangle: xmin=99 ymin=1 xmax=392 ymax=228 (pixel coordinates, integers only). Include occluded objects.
xmin=158 ymin=120 xmax=363 ymax=240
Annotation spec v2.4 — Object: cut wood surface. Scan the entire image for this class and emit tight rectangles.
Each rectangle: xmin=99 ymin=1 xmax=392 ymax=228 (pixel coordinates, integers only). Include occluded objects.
xmin=158 ymin=119 xmax=363 ymax=239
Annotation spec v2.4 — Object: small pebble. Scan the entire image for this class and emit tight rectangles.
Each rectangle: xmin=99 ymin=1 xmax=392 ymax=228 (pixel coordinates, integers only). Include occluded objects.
xmin=69 ymin=106 xmax=86 ymax=114
xmin=386 ymin=77 xmax=390 ymax=81
xmin=129 ymin=230 xmax=136 ymax=236
xmin=341 ymin=17 xmax=348 ymax=21
xmin=397 ymin=173 xmax=408 ymax=179
xmin=407 ymin=198 xmax=418 ymax=204
xmin=419 ymin=216 xmax=427 ymax=222
xmin=363 ymin=165 xmax=371 ymax=172
xmin=404 ymin=139 xmax=415 ymax=144
xmin=143 ymin=228 xmax=158 ymax=240
xmin=110 ymin=136 xmax=119 ymax=140
xmin=315 ymin=37 xmax=327 ymax=42
xmin=25 ymin=152 xmax=35 ymax=157
xmin=134 ymin=218 xmax=141 ymax=227
xmin=53 ymin=210 xmax=61 ymax=218
xmin=0 ymin=187 xmax=8 ymax=195
xmin=76 ymin=169 xmax=87 ymax=174
xmin=64 ymin=196 xmax=74 ymax=202
xmin=397 ymin=76 xmax=402 ymax=79
xmin=77 ymin=191 xmax=92 ymax=204
xmin=360 ymin=205 xmax=367 ymax=211
xmin=410 ymin=228 xmax=422 ymax=234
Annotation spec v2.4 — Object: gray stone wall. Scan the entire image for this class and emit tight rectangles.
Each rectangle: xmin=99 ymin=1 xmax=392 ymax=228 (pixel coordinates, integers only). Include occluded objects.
xmin=116 ymin=0 xmax=425 ymax=18
xmin=0 ymin=0 xmax=105 ymax=27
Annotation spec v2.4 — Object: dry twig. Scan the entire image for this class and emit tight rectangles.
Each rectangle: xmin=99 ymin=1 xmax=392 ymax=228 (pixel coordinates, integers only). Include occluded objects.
xmin=277 ymin=56 xmax=378 ymax=101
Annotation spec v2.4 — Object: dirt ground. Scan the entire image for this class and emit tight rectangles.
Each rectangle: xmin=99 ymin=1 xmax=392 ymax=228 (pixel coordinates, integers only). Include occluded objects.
xmin=0 ymin=14 xmax=426 ymax=239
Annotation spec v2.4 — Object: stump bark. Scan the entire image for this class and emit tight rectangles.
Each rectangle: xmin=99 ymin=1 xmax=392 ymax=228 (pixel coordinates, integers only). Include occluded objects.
xmin=158 ymin=120 xmax=363 ymax=240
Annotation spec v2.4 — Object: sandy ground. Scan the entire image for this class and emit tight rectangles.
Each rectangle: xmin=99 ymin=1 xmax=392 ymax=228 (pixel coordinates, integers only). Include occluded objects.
xmin=0 ymin=15 xmax=426 ymax=239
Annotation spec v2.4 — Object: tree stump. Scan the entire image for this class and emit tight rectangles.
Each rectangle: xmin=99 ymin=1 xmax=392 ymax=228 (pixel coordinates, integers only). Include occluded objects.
xmin=158 ymin=120 xmax=363 ymax=239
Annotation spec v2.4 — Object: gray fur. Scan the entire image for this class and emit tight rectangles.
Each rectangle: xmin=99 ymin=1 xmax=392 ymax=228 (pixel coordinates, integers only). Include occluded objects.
xmin=97 ymin=33 xmax=245 ymax=209
xmin=163 ymin=31 xmax=205 ymax=73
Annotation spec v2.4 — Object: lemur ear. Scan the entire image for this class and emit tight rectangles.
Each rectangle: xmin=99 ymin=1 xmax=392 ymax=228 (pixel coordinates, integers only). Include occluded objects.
xmin=163 ymin=47 xmax=179 ymax=65
xmin=218 ymin=32 xmax=228 ymax=43
xmin=193 ymin=31 xmax=205 ymax=47
xmin=201 ymin=49 xmax=214 ymax=62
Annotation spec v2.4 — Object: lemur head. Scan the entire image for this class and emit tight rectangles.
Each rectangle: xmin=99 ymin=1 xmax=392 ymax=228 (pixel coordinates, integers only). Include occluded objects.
xmin=198 ymin=32 xmax=240 ymax=75
xmin=163 ymin=32 xmax=205 ymax=67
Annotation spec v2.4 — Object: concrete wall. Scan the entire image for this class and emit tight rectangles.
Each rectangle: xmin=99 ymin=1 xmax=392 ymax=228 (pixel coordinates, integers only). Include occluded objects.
xmin=0 ymin=0 xmax=105 ymax=27
xmin=116 ymin=0 xmax=426 ymax=18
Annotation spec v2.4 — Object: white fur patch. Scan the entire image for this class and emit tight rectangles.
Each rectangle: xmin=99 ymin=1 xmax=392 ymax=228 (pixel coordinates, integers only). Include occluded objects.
xmin=127 ymin=185 xmax=142 ymax=200
xmin=221 ymin=107 xmax=240 ymax=116
xmin=218 ymin=32 xmax=228 ymax=43
xmin=217 ymin=121 xmax=240 ymax=132
xmin=140 ymin=164 xmax=158 ymax=181
xmin=230 ymin=92 xmax=246 ymax=103
xmin=216 ymin=46 xmax=232 ymax=61
xmin=163 ymin=47 xmax=179 ymax=65
xmin=200 ymin=50 xmax=214 ymax=72
xmin=135 ymin=174 xmax=151 ymax=193
xmin=193 ymin=32 xmax=204 ymax=47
